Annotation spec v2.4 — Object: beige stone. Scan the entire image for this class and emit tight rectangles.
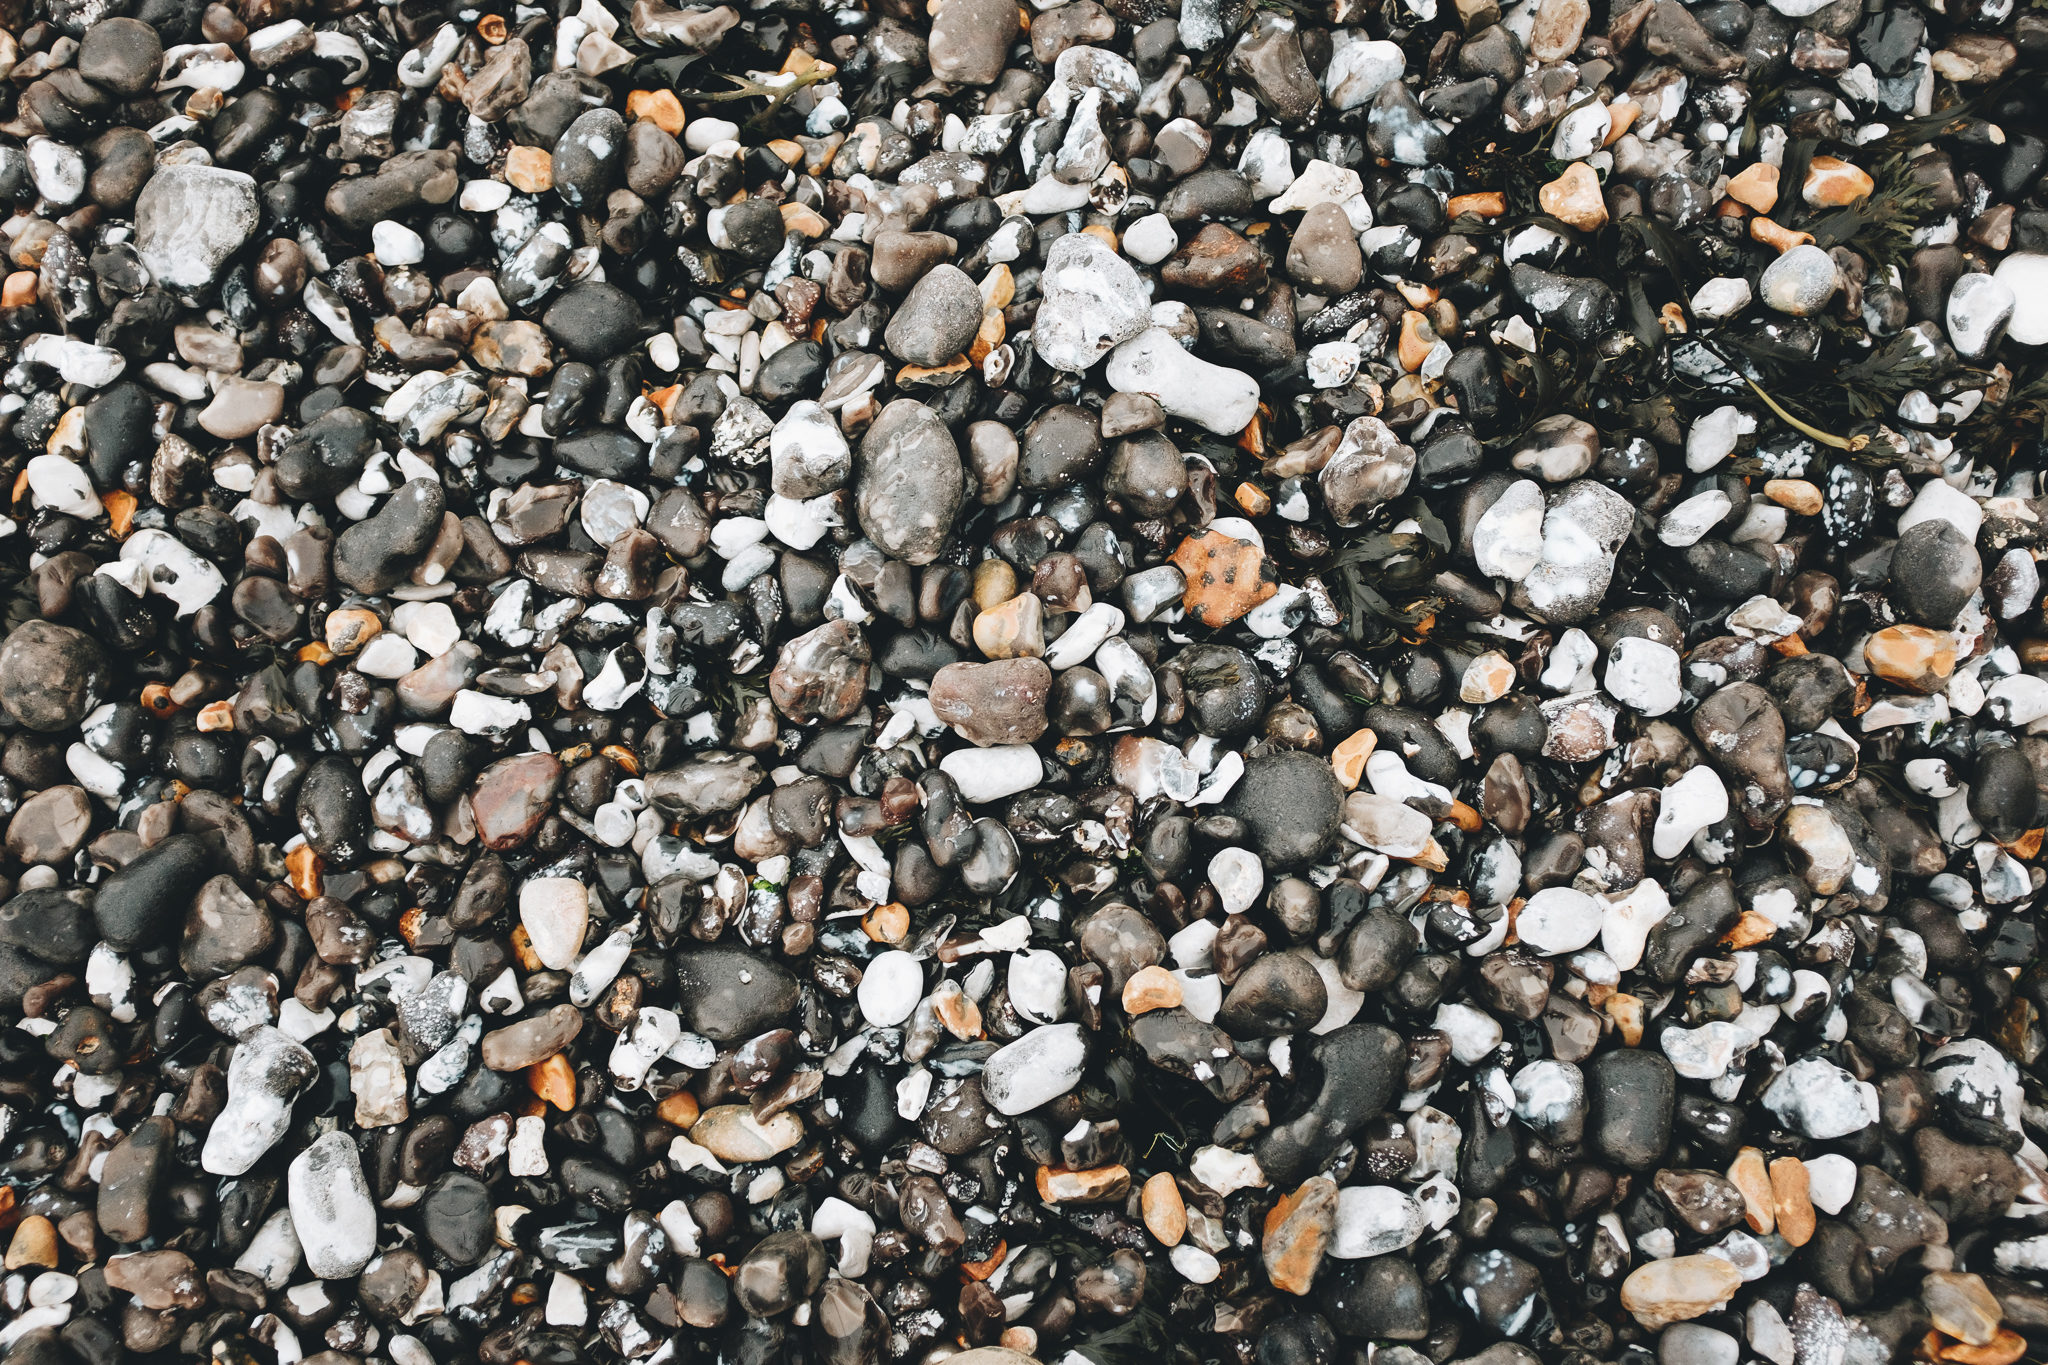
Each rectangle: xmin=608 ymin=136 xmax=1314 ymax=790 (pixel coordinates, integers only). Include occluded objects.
xmin=1619 ymin=1254 xmax=1742 ymax=1329
xmin=1143 ymin=1171 xmax=1187 ymax=1246
xmin=1803 ymin=156 xmax=1874 ymax=207
xmin=1122 ymin=964 xmax=1183 ymax=1016
xmin=1538 ymin=161 xmax=1608 ymax=231
xmin=1727 ymin=1146 xmax=1775 ymax=1235
xmin=1771 ymin=1156 xmax=1815 ymax=1247
xmin=1726 ymin=163 xmax=1779 ymax=213
xmin=691 ymin=1105 xmax=804 ymax=1162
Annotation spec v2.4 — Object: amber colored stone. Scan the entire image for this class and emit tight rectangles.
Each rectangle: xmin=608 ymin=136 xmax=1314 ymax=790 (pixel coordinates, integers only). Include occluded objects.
xmin=657 ymin=1090 xmax=701 ymax=1128
xmin=1036 ymin=1165 xmax=1132 ymax=1204
xmin=4 ymin=1215 xmax=57 ymax=1270
xmin=505 ymin=145 xmax=553 ymax=193
xmin=1262 ymin=1176 xmax=1338 ymax=1295
xmin=863 ymin=902 xmax=910 ymax=944
xmin=1727 ymin=1147 xmax=1775 ymax=1235
xmin=1446 ymin=191 xmax=1507 ymax=217
xmin=529 ymin=1054 xmax=576 ymax=1110
xmin=1143 ymin=1172 xmax=1187 ymax=1246
xmin=1538 ymin=161 xmax=1608 ymax=231
xmin=1331 ymin=728 xmax=1377 ymax=789
xmin=1121 ymin=964 xmax=1183 ymax=1016
xmin=1726 ymin=162 xmax=1780 ymax=213
xmin=1938 ymin=1331 xmax=2027 ymax=1365
xmin=1803 ymin=155 xmax=1875 ymax=207
xmin=103 ymin=489 xmax=137 ymax=536
xmin=1765 ymin=479 xmax=1822 ymax=515
xmin=1751 ymin=216 xmax=1815 ymax=252
xmin=1865 ymin=624 xmax=1957 ymax=694
xmin=1171 ymin=529 xmax=1279 ymax=628
xmin=1604 ymin=991 xmax=1644 ymax=1046
xmin=1771 ymin=1157 xmax=1816 ymax=1246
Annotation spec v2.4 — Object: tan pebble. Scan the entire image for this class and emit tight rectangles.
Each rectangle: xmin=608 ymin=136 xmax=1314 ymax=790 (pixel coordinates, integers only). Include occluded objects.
xmin=1803 ymin=155 xmax=1874 ymax=208
xmin=1765 ymin=478 xmax=1822 ymax=515
xmin=1397 ymin=310 xmax=1437 ymax=372
xmin=1000 ymin=1327 xmax=1039 ymax=1355
xmin=1726 ymin=1146 xmax=1776 ymax=1235
xmin=285 ymin=843 xmax=322 ymax=900
xmin=1604 ymin=99 xmax=1640 ymax=144
xmin=969 ymin=307 xmax=1005 ymax=364
xmin=1331 ymin=729 xmax=1377 ymax=790
xmin=863 ymin=901 xmax=909 ymax=944
xmin=1865 ymin=624 xmax=1957 ymax=694
xmin=1235 ymin=481 xmax=1271 ymax=517
xmin=1751 ymin=216 xmax=1814 ymax=252
xmin=1618 ymin=1254 xmax=1742 ymax=1329
xmin=656 ymin=1090 xmax=700 ymax=1129
xmin=931 ymin=981 xmax=984 ymax=1040
xmin=1036 ymin=1164 xmax=1131 ymax=1204
xmin=325 ymin=608 xmax=382 ymax=654
xmin=1121 ymin=964 xmax=1183 ymax=1016
xmin=972 ymin=558 xmax=1018 ymax=611
xmin=1937 ymin=1329 xmax=2027 ymax=1365
xmin=626 ymin=89 xmax=685 ymax=134
xmin=1726 ymin=162 xmax=1780 ymax=213
xmin=1925 ymin=1270 xmax=2003 ymax=1347
xmin=505 ymin=145 xmax=553 ymax=194
xmin=1459 ymin=651 xmax=1516 ymax=704
xmin=1723 ymin=910 xmax=1777 ymax=950
xmin=197 ymin=700 xmax=235 ymax=732
xmin=1 ymin=270 xmax=36 ymax=308
xmin=1170 ymin=529 xmax=1278 ymax=628
xmin=1143 ymin=1171 xmax=1187 ymax=1246
xmin=1604 ymin=991 xmax=1644 ymax=1045
xmin=779 ymin=202 xmax=829 ymax=237
xmin=1771 ymin=1156 xmax=1815 ymax=1246
xmin=1447 ymin=191 xmax=1506 ymax=218
xmin=4 ymin=1214 xmax=57 ymax=1270
xmin=1538 ymin=161 xmax=1608 ymax=232
xmin=973 ymin=592 xmax=1045 ymax=659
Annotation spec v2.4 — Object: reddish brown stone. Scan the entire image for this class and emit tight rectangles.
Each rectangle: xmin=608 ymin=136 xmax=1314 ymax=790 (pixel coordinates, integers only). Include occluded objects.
xmin=469 ymin=752 xmax=563 ymax=850
xmin=1171 ymin=530 xmax=1279 ymax=628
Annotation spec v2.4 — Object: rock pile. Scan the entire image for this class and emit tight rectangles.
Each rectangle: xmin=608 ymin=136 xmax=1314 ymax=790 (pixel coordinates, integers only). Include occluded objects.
xmin=0 ymin=1 xmax=2045 ymax=1365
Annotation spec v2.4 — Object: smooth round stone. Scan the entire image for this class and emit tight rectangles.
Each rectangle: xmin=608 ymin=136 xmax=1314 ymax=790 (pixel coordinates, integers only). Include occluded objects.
xmin=1516 ymin=886 xmax=1603 ymax=954
xmin=1122 ymin=213 xmax=1178 ymax=264
xmin=1993 ymin=253 xmax=2048 ymax=345
xmin=857 ymin=950 xmax=923 ymax=1027
xmin=1759 ymin=245 xmax=1838 ymax=316
xmin=519 ymin=877 xmax=589 ymax=970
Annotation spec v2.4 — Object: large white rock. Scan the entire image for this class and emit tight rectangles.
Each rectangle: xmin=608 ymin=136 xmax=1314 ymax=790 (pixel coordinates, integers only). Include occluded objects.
xmin=1332 ymin=1185 xmax=1426 ymax=1257
xmin=1104 ymin=329 xmax=1260 ymax=435
xmin=1761 ymin=1057 xmax=1878 ymax=1139
xmin=857 ymin=949 xmax=924 ymax=1027
xmin=1994 ymin=253 xmax=2048 ymax=345
xmin=982 ymin=1023 xmax=1087 ymax=1114
xmin=940 ymin=744 xmax=1043 ymax=802
xmin=135 ymin=163 xmax=261 ymax=290
xmin=1474 ymin=479 xmax=1545 ymax=581
xmin=1517 ymin=886 xmax=1603 ymax=954
xmin=519 ymin=878 xmax=589 ymax=970
xmin=202 ymin=1026 xmax=317 ymax=1175
xmin=1653 ymin=765 xmax=1729 ymax=859
xmin=288 ymin=1131 xmax=377 ymax=1279
xmin=1034 ymin=232 xmax=1151 ymax=373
